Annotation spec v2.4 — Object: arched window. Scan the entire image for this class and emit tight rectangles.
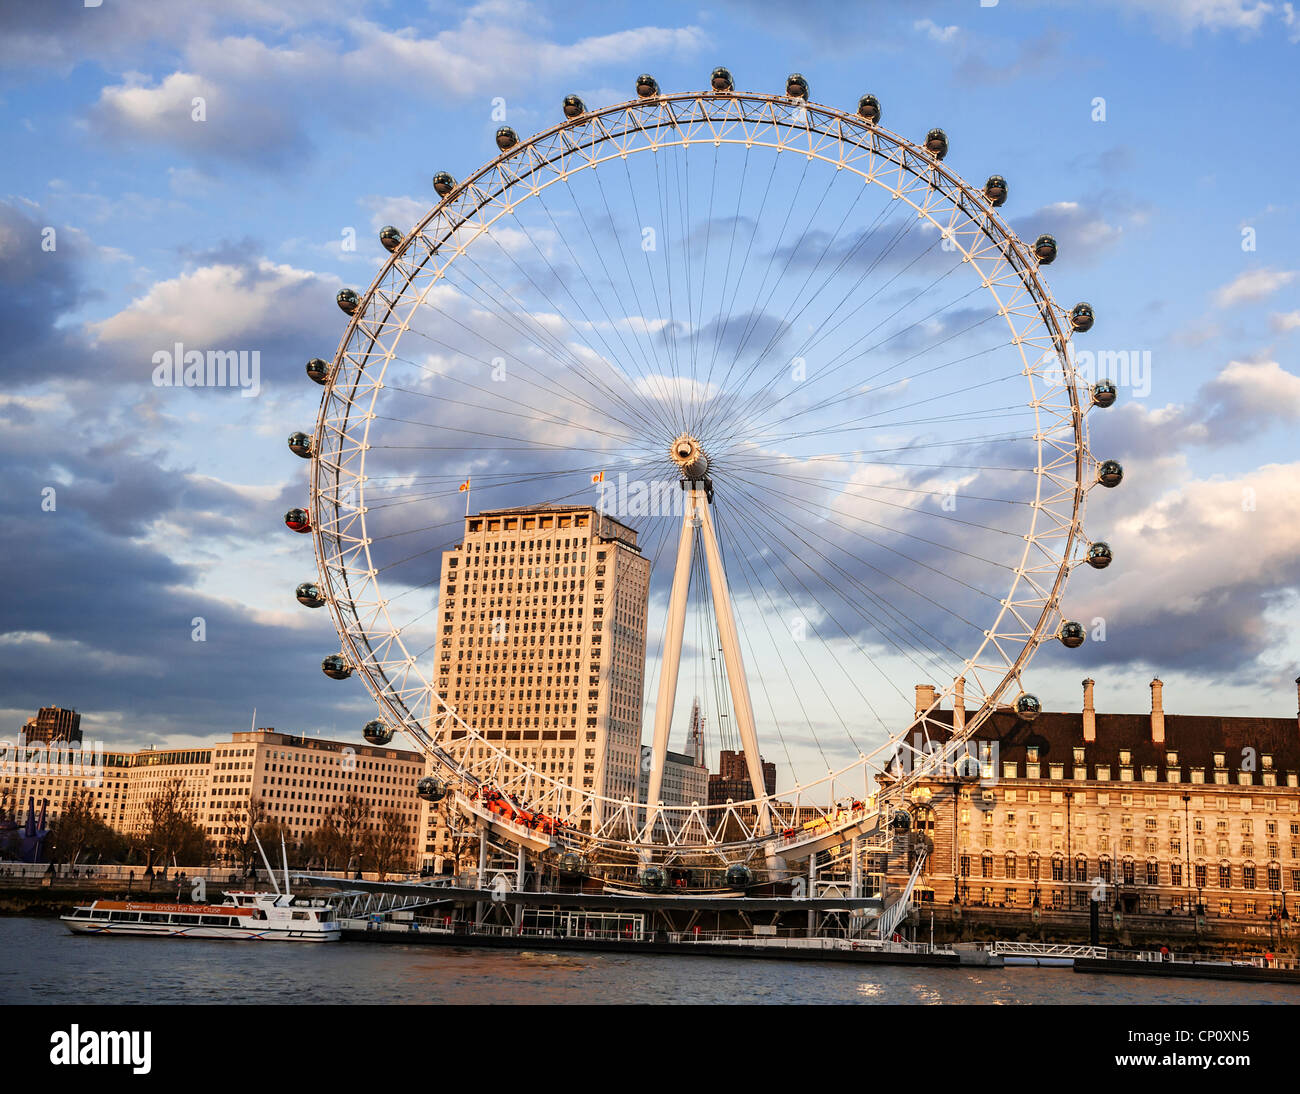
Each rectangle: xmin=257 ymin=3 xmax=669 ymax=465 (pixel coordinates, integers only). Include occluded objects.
xmin=1028 ymin=852 xmax=1040 ymax=881
xmin=981 ymin=851 xmax=993 ymax=879
xmin=1074 ymin=854 xmax=1088 ymax=883
xmin=1050 ymin=853 xmax=1065 ymax=881
xmin=1004 ymin=851 xmax=1017 ymax=880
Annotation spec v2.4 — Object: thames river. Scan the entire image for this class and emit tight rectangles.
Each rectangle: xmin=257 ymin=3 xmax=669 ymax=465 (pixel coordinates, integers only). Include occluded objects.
xmin=1 ymin=918 xmax=1293 ymax=1005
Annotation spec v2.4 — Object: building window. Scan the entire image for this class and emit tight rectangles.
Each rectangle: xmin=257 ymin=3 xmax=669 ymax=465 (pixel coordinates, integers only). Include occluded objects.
xmin=1243 ymin=864 xmax=1257 ymax=890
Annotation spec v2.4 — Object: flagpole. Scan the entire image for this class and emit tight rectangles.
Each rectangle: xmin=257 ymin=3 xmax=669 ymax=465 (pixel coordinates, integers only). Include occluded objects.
xmin=465 ymin=476 xmax=471 ymax=516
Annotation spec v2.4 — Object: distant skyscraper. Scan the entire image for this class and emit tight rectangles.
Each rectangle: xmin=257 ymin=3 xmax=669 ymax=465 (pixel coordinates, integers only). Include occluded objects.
xmin=686 ymin=698 xmax=706 ymax=769
xmin=21 ymin=707 xmax=81 ymax=746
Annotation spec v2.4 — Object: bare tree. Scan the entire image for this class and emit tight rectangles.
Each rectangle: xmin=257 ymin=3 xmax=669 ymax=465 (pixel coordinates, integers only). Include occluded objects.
xmin=364 ymin=810 xmax=413 ymax=880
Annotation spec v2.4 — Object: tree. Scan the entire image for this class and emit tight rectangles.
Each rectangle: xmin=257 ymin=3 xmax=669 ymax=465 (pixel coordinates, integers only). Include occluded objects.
xmin=142 ymin=777 xmax=209 ymax=867
xmin=233 ymin=797 xmax=269 ymax=873
xmin=48 ymin=790 xmax=99 ymax=865
xmin=364 ymin=810 xmax=413 ymax=880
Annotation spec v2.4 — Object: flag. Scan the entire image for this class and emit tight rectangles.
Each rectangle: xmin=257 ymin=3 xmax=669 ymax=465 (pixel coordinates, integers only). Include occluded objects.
xmin=591 ymin=471 xmax=605 ymax=484
xmin=458 ymin=479 xmax=470 ymax=492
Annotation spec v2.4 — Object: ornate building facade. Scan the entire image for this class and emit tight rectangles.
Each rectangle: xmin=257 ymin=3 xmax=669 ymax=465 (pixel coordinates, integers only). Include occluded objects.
xmin=896 ymin=678 xmax=1300 ymax=919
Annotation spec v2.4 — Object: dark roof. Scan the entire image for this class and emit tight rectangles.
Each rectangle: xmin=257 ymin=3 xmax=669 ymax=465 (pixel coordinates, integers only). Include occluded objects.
xmin=923 ymin=709 xmax=1300 ymax=773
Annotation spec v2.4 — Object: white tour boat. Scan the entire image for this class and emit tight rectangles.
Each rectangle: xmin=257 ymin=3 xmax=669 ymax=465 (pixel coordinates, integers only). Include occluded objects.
xmin=60 ymin=833 xmax=340 ymax=942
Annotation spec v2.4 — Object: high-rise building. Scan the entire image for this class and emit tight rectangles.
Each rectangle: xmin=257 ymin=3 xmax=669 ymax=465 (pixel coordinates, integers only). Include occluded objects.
xmin=21 ymin=707 xmax=82 ymax=745
xmin=423 ymin=505 xmax=650 ymax=869
xmin=708 ymin=749 xmax=777 ymax=807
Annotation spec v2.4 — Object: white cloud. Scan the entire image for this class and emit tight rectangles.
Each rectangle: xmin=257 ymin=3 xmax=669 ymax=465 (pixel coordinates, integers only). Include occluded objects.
xmin=1212 ymin=267 xmax=1297 ymax=308
xmin=1269 ymin=309 xmax=1300 ymax=332
xmin=913 ymin=18 xmax=960 ymax=43
xmin=90 ymin=259 xmax=333 ymax=349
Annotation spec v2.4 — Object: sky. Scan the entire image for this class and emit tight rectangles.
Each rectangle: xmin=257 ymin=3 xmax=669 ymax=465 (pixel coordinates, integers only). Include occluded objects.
xmin=0 ymin=0 xmax=1297 ymax=786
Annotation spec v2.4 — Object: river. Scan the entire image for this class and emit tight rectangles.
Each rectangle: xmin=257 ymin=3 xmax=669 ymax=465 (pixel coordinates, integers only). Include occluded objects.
xmin=1 ymin=918 xmax=1293 ymax=1005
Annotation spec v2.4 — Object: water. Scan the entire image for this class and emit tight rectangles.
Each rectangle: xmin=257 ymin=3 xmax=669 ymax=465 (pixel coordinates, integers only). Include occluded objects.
xmin=1 ymin=918 xmax=1293 ymax=1005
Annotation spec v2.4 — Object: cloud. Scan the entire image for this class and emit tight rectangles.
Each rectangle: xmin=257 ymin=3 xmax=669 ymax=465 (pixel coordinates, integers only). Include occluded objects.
xmin=1270 ymin=309 xmax=1300 ymax=333
xmin=1212 ymin=267 xmax=1297 ymax=308
xmin=914 ymin=18 xmax=960 ymax=43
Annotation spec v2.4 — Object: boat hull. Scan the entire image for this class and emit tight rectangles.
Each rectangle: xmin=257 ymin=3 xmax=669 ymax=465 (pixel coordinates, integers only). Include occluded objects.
xmin=61 ymin=917 xmax=340 ymax=942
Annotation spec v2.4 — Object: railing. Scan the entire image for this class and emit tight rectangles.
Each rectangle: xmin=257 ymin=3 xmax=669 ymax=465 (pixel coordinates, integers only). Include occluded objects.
xmin=877 ymin=849 xmax=928 ymax=940
xmin=988 ymin=942 xmax=1107 ymax=959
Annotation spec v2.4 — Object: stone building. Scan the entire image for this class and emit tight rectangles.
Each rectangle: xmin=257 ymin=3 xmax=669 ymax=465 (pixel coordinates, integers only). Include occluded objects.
xmin=893 ymin=678 xmax=1300 ymax=919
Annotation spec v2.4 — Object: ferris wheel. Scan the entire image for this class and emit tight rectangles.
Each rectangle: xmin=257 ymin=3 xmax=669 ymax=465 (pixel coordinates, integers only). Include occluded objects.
xmin=284 ymin=69 xmax=1121 ymax=882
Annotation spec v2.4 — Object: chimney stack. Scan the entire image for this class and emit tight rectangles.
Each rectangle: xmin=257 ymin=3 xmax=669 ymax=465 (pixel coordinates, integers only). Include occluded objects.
xmin=1082 ymin=677 xmax=1096 ymax=743
xmin=1150 ymin=677 xmax=1165 ymax=744
xmin=953 ymin=676 xmax=966 ymax=732
xmin=914 ymin=683 xmax=937 ymax=720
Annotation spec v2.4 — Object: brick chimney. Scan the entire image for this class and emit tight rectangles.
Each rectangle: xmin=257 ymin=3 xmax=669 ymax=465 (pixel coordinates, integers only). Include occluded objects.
xmin=1082 ymin=677 xmax=1096 ymax=743
xmin=1150 ymin=677 xmax=1165 ymax=744
xmin=953 ymin=676 xmax=966 ymax=732
xmin=914 ymin=683 xmax=937 ymax=720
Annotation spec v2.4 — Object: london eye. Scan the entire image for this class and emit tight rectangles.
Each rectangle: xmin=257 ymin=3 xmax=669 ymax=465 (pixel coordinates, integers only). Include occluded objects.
xmin=285 ymin=70 xmax=1121 ymax=890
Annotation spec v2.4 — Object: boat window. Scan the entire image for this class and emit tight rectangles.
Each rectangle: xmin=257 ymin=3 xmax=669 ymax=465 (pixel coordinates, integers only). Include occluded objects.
xmin=292 ymin=911 xmax=311 ymax=921
xmin=200 ymin=916 xmax=230 ymax=926
xmin=141 ymin=913 xmax=169 ymax=923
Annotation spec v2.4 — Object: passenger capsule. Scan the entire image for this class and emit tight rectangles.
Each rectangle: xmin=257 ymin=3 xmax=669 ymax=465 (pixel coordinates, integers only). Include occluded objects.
xmin=379 ymin=225 xmax=403 ymax=253
xmin=636 ymin=73 xmax=660 ymax=98
xmin=1070 ymin=302 xmax=1095 ymax=333
xmin=785 ymin=73 xmax=809 ymax=100
xmin=336 ymin=288 xmax=360 ymax=316
xmin=416 ymin=776 xmax=447 ymax=803
xmin=284 ymin=508 xmax=311 ymax=533
xmin=432 ymin=172 xmax=456 ymax=197
xmin=1058 ymin=620 xmax=1086 ymax=649
xmin=1014 ymin=693 xmax=1042 ymax=722
xmin=306 ymin=357 xmax=330 ymax=385
xmin=639 ymin=865 xmax=668 ymax=891
xmin=710 ymin=66 xmax=734 ymax=92
xmin=857 ymin=94 xmax=881 ymax=123
xmin=562 ymin=94 xmax=586 ymax=118
xmin=495 ymin=126 xmax=518 ymax=151
xmin=362 ymin=718 xmax=393 ymax=744
xmin=1033 ymin=234 xmax=1058 ymax=265
xmin=1097 ymin=459 xmax=1124 ymax=488
xmin=287 ymin=431 xmax=312 ymax=458
xmin=984 ymin=174 xmax=1008 ymax=207
xmin=295 ymin=581 xmax=326 ymax=608
xmin=924 ymin=128 xmax=948 ymax=160
xmin=558 ymin=851 xmax=588 ymax=874
xmin=1086 ymin=541 xmax=1113 ymax=570
xmin=321 ymin=654 xmax=352 ymax=680
xmin=1091 ymin=379 xmax=1118 ymax=408
xmin=725 ymin=863 xmax=753 ymax=887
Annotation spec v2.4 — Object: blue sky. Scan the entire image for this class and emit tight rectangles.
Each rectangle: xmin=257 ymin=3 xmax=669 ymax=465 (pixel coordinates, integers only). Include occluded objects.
xmin=1 ymin=0 xmax=1297 ymax=778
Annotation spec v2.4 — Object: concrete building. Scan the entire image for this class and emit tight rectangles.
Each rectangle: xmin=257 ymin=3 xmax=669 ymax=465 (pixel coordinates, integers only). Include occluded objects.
xmin=423 ymin=504 xmax=650 ymax=870
xmin=891 ymin=677 xmax=1300 ymax=919
xmin=638 ymin=745 xmax=709 ymax=812
xmin=0 ymin=727 xmax=424 ymax=868
xmin=202 ymin=730 xmax=424 ymax=867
